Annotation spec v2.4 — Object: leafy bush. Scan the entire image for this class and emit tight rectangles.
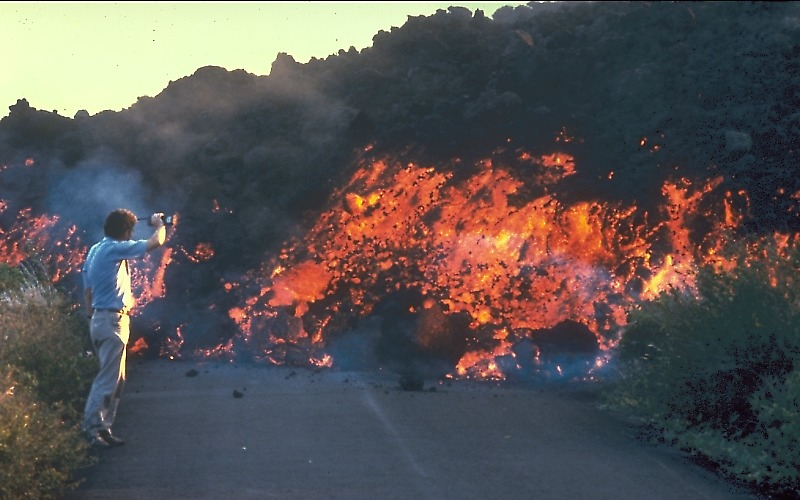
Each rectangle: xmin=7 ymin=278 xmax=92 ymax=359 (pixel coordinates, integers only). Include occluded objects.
xmin=604 ymin=238 xmax=800 ymax=496
xmin=678 ymin=370 xmax=800 ymax=489
xmin=0 ymin=262 xmax=96 ymax=498
xmin=0 ymin=263 xmax=25 ymax=293
xmin=0 ymin=369 xmax=89 ymax=500
xmin=0 ymin=264 xmax=96 ymax=414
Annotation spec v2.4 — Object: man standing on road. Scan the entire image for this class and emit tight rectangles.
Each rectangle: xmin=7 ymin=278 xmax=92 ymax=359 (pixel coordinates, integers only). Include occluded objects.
xmin=81 ymin=209 xmax=167 ymax=447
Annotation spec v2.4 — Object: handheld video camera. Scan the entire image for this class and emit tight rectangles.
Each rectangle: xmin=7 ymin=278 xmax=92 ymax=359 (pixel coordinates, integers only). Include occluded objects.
xmin=137 ymin=214 xmax=175 ymax=226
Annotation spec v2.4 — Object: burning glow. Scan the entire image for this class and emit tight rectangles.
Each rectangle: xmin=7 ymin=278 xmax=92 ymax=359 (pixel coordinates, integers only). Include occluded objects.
xmin=160 ymin=324 xmax=185 ymax=360
xmin=131 ymin=247 xmax=174 ymax=308
xmin=0 ymin=204 xmax=85 ymax=282
xmin=211 ymin=198 xmax=233 ymax=214
xmin=2 ymin=139 xmax=791 ymax=382
xmin=268 ymin=260 xmax=332 ymax=307
xmin=228 ymin=143 xmax=760 ymax=379
xmin=129 ymin=337 xmax=148 ymax=355
xmin=179 ymin=242 xmax=215 ymax=263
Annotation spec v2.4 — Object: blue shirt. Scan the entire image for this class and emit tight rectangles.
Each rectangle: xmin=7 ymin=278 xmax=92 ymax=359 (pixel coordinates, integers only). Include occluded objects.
xmin=82 ymin=237 xmax=148 ymax=311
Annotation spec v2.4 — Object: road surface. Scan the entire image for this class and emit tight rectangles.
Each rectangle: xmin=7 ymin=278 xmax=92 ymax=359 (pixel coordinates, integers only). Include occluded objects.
xmin=63 ymin=359 xmax=757 ymax=500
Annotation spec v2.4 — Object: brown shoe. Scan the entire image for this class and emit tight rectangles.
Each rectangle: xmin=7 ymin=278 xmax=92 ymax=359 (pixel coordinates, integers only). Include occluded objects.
xmin=88 ymin=434 xmax=111 ymax=448
xmin=98 ymin=429 xmax=125 ymax=446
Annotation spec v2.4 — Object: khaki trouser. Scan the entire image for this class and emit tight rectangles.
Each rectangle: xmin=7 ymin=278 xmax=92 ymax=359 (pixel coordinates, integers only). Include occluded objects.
xmin=82 ymin=310 xmax=129 ymax=434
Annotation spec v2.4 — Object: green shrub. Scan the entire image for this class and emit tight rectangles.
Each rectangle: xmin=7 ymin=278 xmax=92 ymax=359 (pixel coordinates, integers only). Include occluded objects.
xmin=678 ymin=370 xmax=800 ymax=489
xmin=0 ymin=260 xmax=97 ymax=498
xmin=0 ymin=369 xmax=89 ymax=500
xmin=0 ymin=263 xmax=25 ymax=293
xmin=0 ymin=269 xmax=96 ymax=415
xmin=604 ymin=238 xmax=800 ymax=496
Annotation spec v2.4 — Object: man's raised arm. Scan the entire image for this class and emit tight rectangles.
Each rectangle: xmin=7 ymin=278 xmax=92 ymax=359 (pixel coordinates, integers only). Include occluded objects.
xmin=146 ymin=213 xmax=166 ymax=252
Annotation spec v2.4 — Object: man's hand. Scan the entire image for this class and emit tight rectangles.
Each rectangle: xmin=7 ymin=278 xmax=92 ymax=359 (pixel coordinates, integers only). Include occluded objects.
xmin=150 ymin=213 xmax=165 ymax=228
xmin=146 ymin=213 xmax=167 ymax=251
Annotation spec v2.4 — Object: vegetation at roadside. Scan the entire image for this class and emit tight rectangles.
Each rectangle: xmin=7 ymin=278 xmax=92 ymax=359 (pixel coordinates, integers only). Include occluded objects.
xmin=0 ymin=261 xmax=96 ymax=499
xmin=604 ymin=237 xmax=800 ymax=497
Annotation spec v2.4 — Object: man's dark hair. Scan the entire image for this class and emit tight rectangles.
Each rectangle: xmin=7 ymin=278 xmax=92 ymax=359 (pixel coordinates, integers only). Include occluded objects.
xmin=104 ymin=209 xmax=137 ymax=240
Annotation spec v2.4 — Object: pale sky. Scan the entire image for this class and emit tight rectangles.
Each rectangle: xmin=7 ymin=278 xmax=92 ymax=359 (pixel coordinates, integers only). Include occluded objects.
xmin=2 ymin=1 xmax=528 ymax=119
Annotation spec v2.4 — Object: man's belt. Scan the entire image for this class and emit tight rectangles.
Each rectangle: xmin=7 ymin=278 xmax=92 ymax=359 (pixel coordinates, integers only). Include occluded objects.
xmin=93 ymin=308 xmax=129 ymax=315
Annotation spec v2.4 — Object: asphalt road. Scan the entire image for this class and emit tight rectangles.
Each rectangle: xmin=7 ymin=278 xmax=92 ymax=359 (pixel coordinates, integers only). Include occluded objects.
xmin=63 ymin=359 xmax=757 ymax=500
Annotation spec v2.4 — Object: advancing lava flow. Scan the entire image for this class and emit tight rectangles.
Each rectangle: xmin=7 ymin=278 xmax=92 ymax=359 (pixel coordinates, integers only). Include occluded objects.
xmin=0 ymin=203 xmax=86 ymax=285
xmin=0 ymin=145 xmax=785 ymax=382
xmin=223 ymin=141 xmax=753 ymax=381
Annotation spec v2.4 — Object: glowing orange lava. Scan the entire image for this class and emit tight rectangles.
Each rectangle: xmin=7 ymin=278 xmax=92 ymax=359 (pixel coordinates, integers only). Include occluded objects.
xmin=228 ymin=145 xmax=760 ymax=379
